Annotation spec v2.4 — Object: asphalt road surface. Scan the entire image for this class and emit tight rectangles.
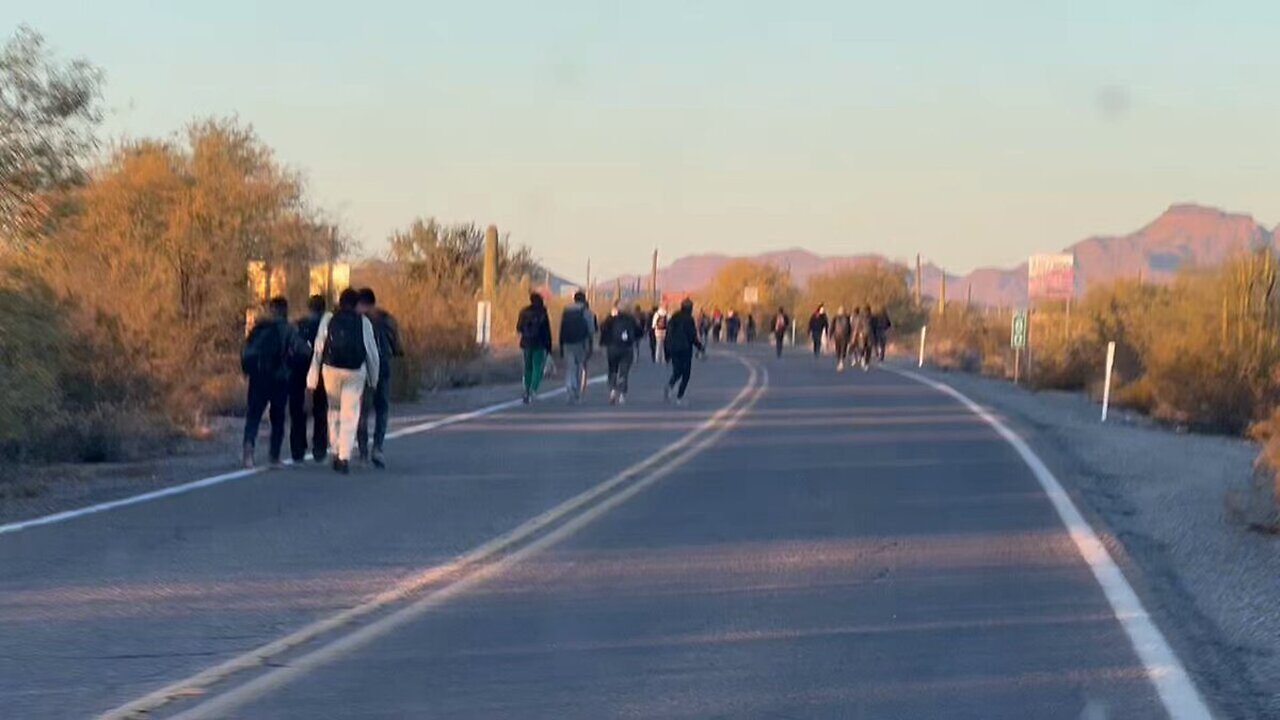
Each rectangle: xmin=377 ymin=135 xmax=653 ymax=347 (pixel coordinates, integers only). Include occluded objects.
xmin=0 ymin=346 xmax=1206 ymax=719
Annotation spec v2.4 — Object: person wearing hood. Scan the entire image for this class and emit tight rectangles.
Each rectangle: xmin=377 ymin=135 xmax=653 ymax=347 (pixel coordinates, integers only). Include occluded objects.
xmin=516 ymin=292 xmax=553 ymax=404
xmin=242 ymin=296 xmax=310 ymax=469
xmin=600 ymin=301 xmax=641 ymax=404
xmin=663 ymin=298 xmax=704 ymax=406
xmin=559 ymin=290 xmax=597 ymax=404
xmin=289 ymin=294 xmax=329 ymax=464
xmin=808 ymin=304 xmax=829 ymax=357
xmin=631 ymin=304 xmax=649 ymax=361
xmin=651 ymin=304 xmax=670 ymax=363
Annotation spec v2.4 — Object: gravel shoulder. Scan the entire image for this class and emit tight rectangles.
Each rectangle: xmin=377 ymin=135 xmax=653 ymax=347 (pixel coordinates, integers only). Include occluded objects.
xmin=907 ymin=364 xmax=1279 ymax=719
xmin=0 ymin=375 xmax=539 ymax=528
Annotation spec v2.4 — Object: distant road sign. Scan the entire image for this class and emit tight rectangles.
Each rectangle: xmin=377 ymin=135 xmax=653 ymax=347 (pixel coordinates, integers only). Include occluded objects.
xmin=1028 ymin=253 xmax=1075 ymax=300
xmin=1011 ymin=311 xmax=1028 ymax=349
xmin=743 ymin=286 xmax=759 ymax=304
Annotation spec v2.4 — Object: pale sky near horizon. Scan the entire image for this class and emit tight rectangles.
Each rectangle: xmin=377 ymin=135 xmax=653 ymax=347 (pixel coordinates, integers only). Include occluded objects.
xmin=7 ymin=1 xmax=1280 ymax=279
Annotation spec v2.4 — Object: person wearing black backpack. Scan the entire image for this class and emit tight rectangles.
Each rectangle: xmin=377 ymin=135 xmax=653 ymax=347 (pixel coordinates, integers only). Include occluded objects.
xmin=289 ymin=294 xmax=329 ymax=463
xmin=559 ymin=290 xmax=597 ymax=404
xmin=662 ymin=298 xmax=704 ymax=406
xmin=306 ymin=288 xmax=381 ymax=474
xmin=516 ymin=292 xmax=553 ymax=404
xmin=241 ymin=296 xmax=309 ymax=469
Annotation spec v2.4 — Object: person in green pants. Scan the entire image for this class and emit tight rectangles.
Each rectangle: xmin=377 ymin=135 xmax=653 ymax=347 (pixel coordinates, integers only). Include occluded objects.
xmin=516 ymin=292 xmax=553 ymax=404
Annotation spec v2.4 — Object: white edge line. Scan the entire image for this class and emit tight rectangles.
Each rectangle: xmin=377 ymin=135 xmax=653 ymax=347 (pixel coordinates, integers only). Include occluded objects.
xmin=887 ymin=367 xmax=1214 ymax=720
xmin=97 ymin=357 xmax=761 ymax=719
xmin=0 ymin=376 xmax=606 ymax=536
xmin=169 ymin=361 xmax=769 ymax=720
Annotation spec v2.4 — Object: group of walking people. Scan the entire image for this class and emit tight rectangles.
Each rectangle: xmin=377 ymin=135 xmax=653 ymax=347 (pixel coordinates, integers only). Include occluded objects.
xmin=516 ymin=292 xmax=705 ymax=407
xmin=240 ymin=287 xmax=402 ymax=474
xmin=806 ymin=304 xmax=892 ymax=371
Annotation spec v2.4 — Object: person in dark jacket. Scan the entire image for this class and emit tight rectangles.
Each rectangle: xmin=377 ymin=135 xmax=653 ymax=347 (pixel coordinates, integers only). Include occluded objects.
xmin=725 ymin=310 xmax=741 ymax=343
xmin=631 ymin=304 xmax=648 ymax=362
xmin=772 ymin=307 xmax=790 ymax=357
xmin=808 ymin=305 xmax=829 ymax=357
xmin=830 ymin=305 xmax=853 ymax=371
xmin=356 ymin=288 xmax=404 ymax=468
xmin=745 ymin=313 xmax=757 ymax=343
xmin=870 ymin=306 xmax=892 ymax=361
xmin=663 ymin=298 xmax=704 ymax=405
xmin=242 ymin=296 xmax=309 ymax=469
xmin=289 ymin=294 xmax=329 ymax=463
xmin=851 ymin=305 xmax=872 ymax=370
xmin=601 ymin=302 xmax=641 ymax=404
xmin=516 ymin=293 xmax=553 ymax=403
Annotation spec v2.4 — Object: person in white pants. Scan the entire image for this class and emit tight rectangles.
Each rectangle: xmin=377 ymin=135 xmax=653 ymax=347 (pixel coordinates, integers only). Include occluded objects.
xmin=307 ymin=288 xmax=381 ymax=473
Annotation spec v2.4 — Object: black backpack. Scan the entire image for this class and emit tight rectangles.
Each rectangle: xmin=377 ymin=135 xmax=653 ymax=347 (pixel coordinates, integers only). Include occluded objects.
xmin=561 ymin=306 xmax=589 ymax=344
xmin=323 ymin=310 xmax=367 ymax=370
xmin=241 ymin=321 xmax=286 ymax=380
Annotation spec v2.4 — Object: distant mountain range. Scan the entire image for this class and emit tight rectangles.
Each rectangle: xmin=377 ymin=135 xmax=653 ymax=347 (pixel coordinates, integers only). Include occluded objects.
xmin=601 ymin=204 xmax=1276 ymax=307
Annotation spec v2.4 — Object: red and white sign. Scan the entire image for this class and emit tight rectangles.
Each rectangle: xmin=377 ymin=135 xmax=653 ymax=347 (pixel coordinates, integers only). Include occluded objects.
xmin=1028 ymin=253 xmax=1075 ymax=300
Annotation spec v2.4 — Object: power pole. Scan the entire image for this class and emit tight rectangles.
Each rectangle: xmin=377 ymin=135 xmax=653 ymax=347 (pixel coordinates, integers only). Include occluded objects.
xmin=585 ymin=257 xmax=592 ymax=302
xmin=915 ymin=254 xmax=923 ymax=306
xmin=482 ymin=225 xmax=498 ymax=301
xmin=650 ymin=249 xmax=659 ymax=305
xmin=938 ymin=273 xmax=947 ymax=314
xmin=966 ymin=282 xmax=972 ymax=309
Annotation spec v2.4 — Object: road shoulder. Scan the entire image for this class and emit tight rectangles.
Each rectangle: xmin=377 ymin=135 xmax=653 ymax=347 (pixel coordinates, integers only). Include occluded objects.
xmin=906 ymin=364 xmax=1279 ymax=719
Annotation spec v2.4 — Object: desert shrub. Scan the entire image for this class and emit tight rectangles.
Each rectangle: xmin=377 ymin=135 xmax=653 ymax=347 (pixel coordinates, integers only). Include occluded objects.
xmin=1237 ymin=410 xmax=1280 ymax=532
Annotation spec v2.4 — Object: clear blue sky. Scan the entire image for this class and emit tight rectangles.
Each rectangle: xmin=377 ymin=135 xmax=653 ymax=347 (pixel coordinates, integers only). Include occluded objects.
xmin=8 ymin=1 xmax=1280 ymax=278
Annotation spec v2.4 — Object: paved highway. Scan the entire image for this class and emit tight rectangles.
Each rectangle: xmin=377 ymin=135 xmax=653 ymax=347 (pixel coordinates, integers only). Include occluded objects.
xmin=0 ymin=347 xmax=1208 ymax=719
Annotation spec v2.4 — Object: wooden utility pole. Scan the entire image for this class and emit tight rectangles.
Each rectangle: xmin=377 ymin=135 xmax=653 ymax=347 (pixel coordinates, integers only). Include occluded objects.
xmin=915 ymin=254 xmax=923 ymax=306
xmin=650 ymin=249 xmax=659 ymax=305
xmin=938 ymin=273 xmax=947 ymax=314
xmin=585 ymin=258 xmax=592 ymax=302
xmin=482 ymin=225 xmax=498 ymax=301
xmin=966 ymin=283 xmax=972 ymax=309
xmin=615 ymin=276 xmax=623 ymax=303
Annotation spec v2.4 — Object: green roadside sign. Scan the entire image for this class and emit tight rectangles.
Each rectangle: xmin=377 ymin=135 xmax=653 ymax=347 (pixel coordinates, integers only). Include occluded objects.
xmin=1011 ymin=311 xmax=1028 ymax=349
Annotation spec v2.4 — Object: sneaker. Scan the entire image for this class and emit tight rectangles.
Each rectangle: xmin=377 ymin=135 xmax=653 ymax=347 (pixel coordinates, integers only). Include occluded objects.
xmin=608 ymin=389 xmax=618 ymax=405
xmin=617 ymin=393 xmax=626 ymax=405
xmin=371 ymin=449 xmax=386 ymax=470
xmin=522 ymin=391 xmax=531 ymax=405
xmin=837 ymin=361 xmax=845 ymax=372
xmin=313 ymin=451 xmax=327 ymax=464
xmin=675 ymin=398 xmax=685 ymax=407
xmin=242 ymin=444 xmax=255 ymax=469
xmin=663 ymin=385 xmax=672 ymax=402
xmin=333 ymin=459 xmax=350 ymax=474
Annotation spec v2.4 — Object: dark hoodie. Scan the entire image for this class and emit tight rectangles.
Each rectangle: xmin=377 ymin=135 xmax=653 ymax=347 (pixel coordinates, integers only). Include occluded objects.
xmin=516 ymin=297 xmax=553 ymax=351
xmin=663 ymin=303 xmax=704 ymax=355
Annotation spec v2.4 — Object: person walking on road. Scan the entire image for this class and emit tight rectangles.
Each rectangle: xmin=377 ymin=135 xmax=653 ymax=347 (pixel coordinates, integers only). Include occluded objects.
xmin=307 ymin=288 xmax=381 ymax=474
xmin=851 ymin=305 xmax=872 ymax=371
xmin=647 ymin=305 xmax=662 ymax=362
xmin=632 ymin=304 xmax=649 ymax=362
xmin=871 ymin=305 xmax=892 ymax=362
xmin=726 ymin=310 xmax=741 ymax=343
xmin=600 ymin=301 xmax=640 ymax=405
xmin=651 ymin=305 xmax=670 ymax=363
xmin=517 ymin=292 xmax=553 ymax=404
xmin=242 ymin=296 xmax=309 ymax=469
xmin=745 ymin=313 xmax=756 ymax=343
xmin=831 ymin=305 xmax=853 ymax=372
xmin=663 ymin=298 xmax=704 ymax=406
xmin=559 ymin=290 xmax=597 ymax=404
xmin=772 ymin=307 xmax=790 ymax=357
xmin=289 ymin=294 xmax=329 ymax=463
xmin=355 ymin=288 xmax=403 ymax=469
xmin=808 ymin=304 xmax=829 ymax=357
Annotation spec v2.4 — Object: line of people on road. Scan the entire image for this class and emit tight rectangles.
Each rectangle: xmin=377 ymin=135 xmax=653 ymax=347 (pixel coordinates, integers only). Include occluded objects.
xmin=241 ymin=287 xmax=403 ymax=474
xmin=516 ymin=293 xmax=706 ymax=407
xmin=812 ymin=304 xmax=891 ymax=372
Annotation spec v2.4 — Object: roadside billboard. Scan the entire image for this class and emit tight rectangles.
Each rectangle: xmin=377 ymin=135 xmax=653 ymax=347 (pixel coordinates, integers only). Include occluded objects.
xmin=1028 ymin=253 xmax=1075 ymax=301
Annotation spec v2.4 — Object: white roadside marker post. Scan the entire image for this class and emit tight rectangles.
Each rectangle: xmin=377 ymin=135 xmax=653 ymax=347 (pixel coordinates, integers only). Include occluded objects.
xmin=1101 ymin=340 xmax=1116 ymax=422
xmin=918 ymin=325 xmax=928 ymax=368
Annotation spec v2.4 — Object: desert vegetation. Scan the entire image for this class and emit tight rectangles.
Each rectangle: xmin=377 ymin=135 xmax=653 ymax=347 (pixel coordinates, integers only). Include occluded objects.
xmin=0 ymin=28 xmax=544 ymax=464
